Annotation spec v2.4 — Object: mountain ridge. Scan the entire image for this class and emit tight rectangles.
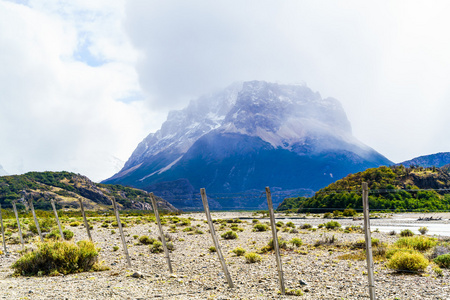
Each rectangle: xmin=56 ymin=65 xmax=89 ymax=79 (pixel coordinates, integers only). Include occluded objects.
xmin=0 ymin=171 xmax=178 ymax=212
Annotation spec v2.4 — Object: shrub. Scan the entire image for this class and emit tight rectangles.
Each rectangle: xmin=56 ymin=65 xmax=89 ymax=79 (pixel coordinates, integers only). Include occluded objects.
xmin=323 ymin=212 xmax=332 ymax=218
xmin=434 ymin=254 xmax=450 ymax=268
xmin=113 ymin=246 xmax=119 ymax=251
xmin=418 ymin=227 xmax=429 ymax=235
xmin=400 ymin=229 xmax=414 ymax=237
xmin=343 ymin=208 xmax=357 ymax=217
xmin=290 ymin=237 xmax=303 ymax=247
xmin=63 ymin=229 xmax=74 ymax=240
xmin=221 ymin=231 xmax=238 ymax=240
xmin=387 ymin=251 xmax=429 ymax=272
xmin=69 ymin=221 xmax=81 ymax=227
xmin=325 ymin=221 xmax=341 ymax=230
xmin=11 ymin=240 xmax=101 ymax=276
xmin=150 ymin=241 xmax=163 ymax=253
xmin=286 ymin=222 xmax=295 ymax=228
xmin=253 ymin=223 xmax=268 ymax=232
xmin=166 ymin=242 xmax=175 ymax=251
xmin=100 ymin=222 xmax=109 ymax=228
xmin=245 ymin=252 xmax=262 ymax=263
xmin=300 ymin=224 xmax=312 ymax=229
xmin=261 ymin=237 xmax=288 ymax=252
xmin=314 ymin=235 xmax=337 ymax=247
xmin=395 ymin=236 xmax=437 ymax=252
xmin=209 ymin=246 xmax=216 ymax=252
xmin=46 ymin=229 xmax=61 ymax=240
xmin=139 ymin=236 xmax=155 ymax=245
xmin=232 ymin=247 xmax=246 ymax=256
xmin=430 ymin=246 xmax=450 ymax=259
xmin=285 ymin=289 xmax=303 ymax=296
xmin=182 ymin=227 xmax=193 ymax=232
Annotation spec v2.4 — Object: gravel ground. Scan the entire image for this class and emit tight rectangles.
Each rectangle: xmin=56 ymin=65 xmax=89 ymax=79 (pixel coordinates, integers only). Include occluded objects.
xmin=0 ymin=212 xmax=449 ymax=300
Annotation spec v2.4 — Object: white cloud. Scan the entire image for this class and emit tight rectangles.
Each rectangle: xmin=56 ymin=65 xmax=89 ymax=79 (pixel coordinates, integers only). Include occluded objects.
xmin=124 ymin=0 xmax=450 ymax=162
xmin=1 ymin=0 xmax=450 ymax=184
xmin=0 ymin=1 xmax=162 ymax=181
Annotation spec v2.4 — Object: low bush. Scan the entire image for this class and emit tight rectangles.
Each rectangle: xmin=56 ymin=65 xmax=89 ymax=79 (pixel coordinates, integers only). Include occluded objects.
xmin=430 ymin=245 xmax=450 ymax=259
xmin=69 ymin=221 xmax=81 ymax=227
xmin=400 ymin=229 xmax=414 ymax=237
xmin=244 ymin=252 xmax=262 ymax=263
xmin=394 ymin=236 xmax=437 ymax=252
xmin=343 ymin=208 xmax=357 ymax=217
xmin=232 ymin=247 xmax=246 ymax=256
xmin=286 ymin=222 xmax=295 ymax=228
xmin=11 ymin=240 xmax=103 ymax=276
xmin=63 ymin=229 xmax=74 ymax=240
xmin=325 ymin=221 xmax=341 ymax=230
xmin=150 ymin=241 xmax=163 ymax=253
xmin=221 ymin=231 xmax=238 ymax=240
xmin=139 ymin=235 xmax=155 ymax=245
xmin=300 ymin=223 xmax=312 ymax=229
xmin=209 ymin=246 xmax=216 ymax=252
xmin=253 ymin=224 xmax=268 ymax=232
xmin=418 ymin=227 xmax=429 ymax=235
xmin=290 ymin=237 xmax=303 ymax=247
xmin=387 ymin=251 xmax=429 ymax=272
xmin=434 ymin=254 xmax=450 ymax=269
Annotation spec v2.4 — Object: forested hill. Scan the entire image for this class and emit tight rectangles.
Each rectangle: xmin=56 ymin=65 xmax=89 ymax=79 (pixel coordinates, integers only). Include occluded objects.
xmin=0 ymin=171 xmax=178 ymax=212
xmin=277 ymin=165 xmax=450 ymax=212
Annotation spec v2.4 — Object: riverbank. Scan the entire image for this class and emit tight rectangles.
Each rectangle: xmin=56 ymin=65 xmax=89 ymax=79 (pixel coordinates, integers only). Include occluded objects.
xmin=0 ymin=212 xmax=449 ymax=299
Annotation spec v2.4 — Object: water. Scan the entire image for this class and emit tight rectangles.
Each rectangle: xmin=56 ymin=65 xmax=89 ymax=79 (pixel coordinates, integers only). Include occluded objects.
xmin=370 ymin=222 xmax=450 ymax=237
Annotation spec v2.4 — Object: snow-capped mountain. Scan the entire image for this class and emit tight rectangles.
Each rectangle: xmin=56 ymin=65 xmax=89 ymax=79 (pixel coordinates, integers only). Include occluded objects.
xmin=104 ymin=81 xmax=392 ymax=209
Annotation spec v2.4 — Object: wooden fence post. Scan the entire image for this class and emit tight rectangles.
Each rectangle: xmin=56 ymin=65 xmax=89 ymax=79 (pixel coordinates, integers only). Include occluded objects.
xmin=78 ymin=199 xmax=92 ymax=241
xmin=150 ymin=192 xmax=173 ymax=273
xmin=28 ymin=197 xmax=44 ymax=242
xmin=51 ymin=199 xmax=64 ymax=240
xmin=200 ymin=188 xmax=234 ymax=288
xmin=362 ymin=182 xmax=376 ymax=300
xmin=0 ymin=204 xmax=7 ymax=254
xmin=111 ymin=197 xmax=132 ymax=268
xmin=265 ymin=186 xmax=285 ymax=295
xmin=12 ymin=201 xmax=24 ymax=249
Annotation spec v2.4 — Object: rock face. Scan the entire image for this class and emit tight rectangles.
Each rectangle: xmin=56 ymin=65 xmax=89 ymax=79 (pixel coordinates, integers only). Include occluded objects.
xmin=104 ymin=81 xmax=392 ymax=209
xmin=398 ymin=152 xmax=450 ymax=168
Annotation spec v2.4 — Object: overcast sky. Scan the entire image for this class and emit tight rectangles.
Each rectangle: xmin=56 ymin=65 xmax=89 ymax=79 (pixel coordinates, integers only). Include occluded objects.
xmin=1 ymin=0 xmax=450 ymax=181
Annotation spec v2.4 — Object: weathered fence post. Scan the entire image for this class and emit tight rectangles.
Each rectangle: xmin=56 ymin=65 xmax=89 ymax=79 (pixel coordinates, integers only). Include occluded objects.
xmin=111 ymin=197 xmax=132 ymax=267
xmin=362 ymin=182 xmax=376 ymax=300
xmin=265 ymin=186 xmax=285 ymax=295
xmin=0 ymin=204 xmax=7 ymax=254
xmin=12 ymin=201 xmax=24 ymax=249
xmin=51 ymin=199 xmax=64 ymax=240
xmin=200 ymin=188 xmax=234 ymax=288
xmin=78 ymin=198 xmax=92 ymax=241
xmin=150 ymin=192 xmax=173 ymax=273
xmin=28 ymin=197 xmax=44 ymax=242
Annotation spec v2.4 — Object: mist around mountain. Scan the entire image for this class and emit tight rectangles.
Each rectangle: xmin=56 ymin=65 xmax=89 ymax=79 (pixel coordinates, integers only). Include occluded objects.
xmin=398 ymin=152 xmax=450 ymax=168
xmin=104 ymin=81 xmax=392 ymax=210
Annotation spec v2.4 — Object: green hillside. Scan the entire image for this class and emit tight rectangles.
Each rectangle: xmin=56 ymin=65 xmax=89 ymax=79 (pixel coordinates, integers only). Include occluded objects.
xmin=277 ymin=165 xmax=450 ymax=212
xmin=0 ymin=171 xmax=178 ymax=212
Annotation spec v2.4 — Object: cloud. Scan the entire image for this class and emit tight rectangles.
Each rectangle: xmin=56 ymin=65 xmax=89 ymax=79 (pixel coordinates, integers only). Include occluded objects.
xmin=0 ymin=1 xmax=164 ymax=181
xmin=1 ymin=0 xmax=450 ymax=183
xmin=125 ymin=0 xmax=450 ymax=162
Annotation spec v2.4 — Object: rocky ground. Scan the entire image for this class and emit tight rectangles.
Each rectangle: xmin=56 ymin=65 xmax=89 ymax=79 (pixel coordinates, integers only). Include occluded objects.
xmin=0 ymin=212 xmax=449 ymax=300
